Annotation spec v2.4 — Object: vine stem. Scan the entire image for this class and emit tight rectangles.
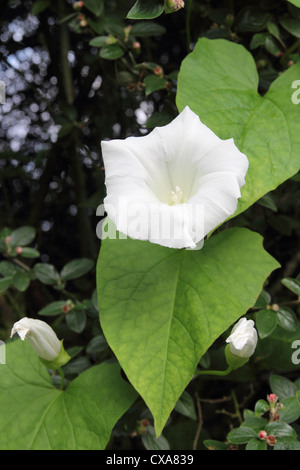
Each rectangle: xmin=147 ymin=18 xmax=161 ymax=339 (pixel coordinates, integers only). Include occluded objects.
xmin=231 ymin=389 xmax=243 ymax=424
xmin=195 ymin=366 xmax=233 ymax=377
xmin=186 ymin=0 xmax=194 ymax=52
xmin=192 ymin=392 xmax=203 ymax=450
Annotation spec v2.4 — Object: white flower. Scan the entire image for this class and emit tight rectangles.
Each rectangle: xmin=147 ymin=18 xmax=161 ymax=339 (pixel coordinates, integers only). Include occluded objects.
xmin=101 ymin=106 xmax=248 ymax=249
xmin=11 ymin=317 xmax=62 ymax=361
xmin=226 ymin=318 xmax=258 ymax=358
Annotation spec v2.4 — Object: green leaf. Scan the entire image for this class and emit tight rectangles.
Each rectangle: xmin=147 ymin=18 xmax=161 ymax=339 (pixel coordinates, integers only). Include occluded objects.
xmin=12 ymin=272 xmax=30 ymax=292
xmin=253 ymin=289 xmax=271 ymax=309
xmin=174 ymin=391 xmax=197 ymax=420
xmin=242 ymin=416 xmax=268 ymax=433
xmin=89 ymin=36 xmax=109 ymax=47
xmin=0 ymin=340 xmax=137 ymax=450
xmin=99 ymin=45 xmax=124 ymax=60
xmin=60 ymin=258 xmax=94 ymax=281
xmin=265 ymin=421 xmax=297 ymax=438
xmin=86 ymin=335 xmax=108 ymax=354
xmin=281 ymin=277 xmax=300 ymax=296
xmin=270 ymin=374 xmax=296 ymax=399
xmin=66 ymin=310 xmax=87 ymax=333
xmin=127 ymin=0 xmax=165 ymax=19
xmin=84 ymin=0 xmax=104 ymax=17
xmin=256 ymin=309 xmax=278 ymax=338
xmin=257 ymin=193 xmax=277 ymax=212
xmin=97 ymin=226 xmax=279 ymax=435
xmin=227 ymin=426 xmax=257 ymax=444
xmin=10 ymin=226 xmax=36 ymax=247
xmin=204 ymin=439 xmax=229 ymax=450
xmin=176 ymin=38 xmax=300 ymax=219
xmin=278 ymin=396 xmax=300 ymax=423
xmin=38 ymin=301 xmax=68 ymax=316
xmin=235 ymin=6 xmax=271 ymax=32
xmin=279 ymin=16 xmax=300 ymax=38
xmin=249 ymin=32 xmax=268 ymax=49
xmin=0 ymin=227 xmax=12 ymax=241
xmin=264 ymin=35 xmax=283 ymax=57
xmin=246 ymin=438 xmax=267 ymax=450
xmin=255 ymin=323 xmax=300 ymax=371
xmin=34 ymin=263 xmax=60 ymax=285
xmin=146 ymin=110 xmax=174 ymax=129
xmin=276 ymin=306 xmax=298 ymax=332
xmin=0 ymin=276 xmax=13 ymax=292
xmin=0 ymin=261 xmax=22 ymax=277
xmin=144 ymin=75 xmax=167 ymax=94
xmin=287 ymin=0 xmax=300 ymax=7
xmin=20 ymin=247 xmax=40 ymax=259
xmin=274 ymin=436 xmax=300 ymax=450
xmin=142 ymin=425 xmax=170 ymax=450
xmin=130 ymin=21 xmax=166 ymax=37
xmin=31 ymin=0 xmax=51 ymax=15
xmin=255 ymin=399 xmax=269 ymax=416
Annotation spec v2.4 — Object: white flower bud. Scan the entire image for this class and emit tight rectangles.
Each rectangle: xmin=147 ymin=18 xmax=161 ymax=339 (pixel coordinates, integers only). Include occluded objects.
xmin=11 ymin=317 xmax=62 ymax=361
xmin=226 ymin=318 xmax=258 ymax=358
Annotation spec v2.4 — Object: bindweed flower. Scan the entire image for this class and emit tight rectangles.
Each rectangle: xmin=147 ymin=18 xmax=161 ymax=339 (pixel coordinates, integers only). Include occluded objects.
xmin=101 ymin=106 xmax=248 ymax=249
xmin=11 ymin=317 xmax=70 ymax=369
xmin=226 ymin=318 xmax=258 ymax=359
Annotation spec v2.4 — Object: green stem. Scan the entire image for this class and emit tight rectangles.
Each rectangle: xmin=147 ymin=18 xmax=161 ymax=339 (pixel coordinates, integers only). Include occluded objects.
xmin=195 ymin=366 xmax=233 ymax=377
xmin=3 ymin=253 xmax=31 ymax=272
xmin=280 ymin=38 xmax=300 ymax=67
xmin=57 ymin=367 xmax=65 ymax=390
xmin=231 ymin=389 xmax=243 ymax=424
xmin=186 ymin=0 xmax=194 ymax=52
xmin=58 ymin=1 xmax=74 ymax=105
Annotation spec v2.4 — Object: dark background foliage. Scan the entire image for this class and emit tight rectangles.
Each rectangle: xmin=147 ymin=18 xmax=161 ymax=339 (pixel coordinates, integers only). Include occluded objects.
xmin=0 ymin=0 xmax=299 ymax=450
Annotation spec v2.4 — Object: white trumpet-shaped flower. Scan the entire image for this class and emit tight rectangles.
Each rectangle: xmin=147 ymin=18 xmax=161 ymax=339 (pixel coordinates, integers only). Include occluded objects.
xmin=226 ymin=318 xmax=258 ymax=358
xmin=101 ymin=106 xmax=249 ymax=249
xmin=11 ymin=317 xmax=62 ymax=362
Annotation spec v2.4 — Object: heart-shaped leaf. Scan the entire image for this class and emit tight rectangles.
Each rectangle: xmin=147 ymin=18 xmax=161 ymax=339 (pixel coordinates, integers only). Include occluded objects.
xmin=97 ymin=227 xmax=279 ymax=435
xmin=0 ymin=340 xmax=137 ymax=449
xmin=176 ymin=38 xmax=300 ymax=218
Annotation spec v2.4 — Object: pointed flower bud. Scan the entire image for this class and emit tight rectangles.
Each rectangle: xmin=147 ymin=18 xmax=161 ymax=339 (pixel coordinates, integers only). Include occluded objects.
xmin=226 ymin=318 xmax=258 ymax=359
xmin=166 ymin=0 xmax=185 ymax=12
xmin=11 ymin=317 xmax=70 ymax=369
xmin=258 ymin=430 xmax=267 ymax=440
xmin=267 ymin=393 xmax=278 ymax=403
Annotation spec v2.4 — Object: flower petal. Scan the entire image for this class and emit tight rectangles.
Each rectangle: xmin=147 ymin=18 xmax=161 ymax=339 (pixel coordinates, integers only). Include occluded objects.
xmin=101 ymin=106 xmax=249 ymax=249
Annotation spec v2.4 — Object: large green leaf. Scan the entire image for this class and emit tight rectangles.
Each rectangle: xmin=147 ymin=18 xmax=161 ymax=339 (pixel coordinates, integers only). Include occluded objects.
xmin=97 ymin=227 xmax=279 ymax=435
xmin=176 ymin=38 xmax=300 ymax=217
xmin=0 ymin=340 xmax=137 ymax=449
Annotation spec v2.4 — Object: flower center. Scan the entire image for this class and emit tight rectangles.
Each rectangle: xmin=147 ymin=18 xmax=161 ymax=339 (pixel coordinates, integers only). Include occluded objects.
xmin=170 ymin=186 xmax=184 ymax=205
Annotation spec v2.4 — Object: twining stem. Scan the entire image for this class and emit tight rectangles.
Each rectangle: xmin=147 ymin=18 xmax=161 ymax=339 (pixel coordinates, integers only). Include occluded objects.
xmin=195 ymin=366 xmax=233 ymax=377
xmin=192 ymin=392 xmax=203 ymax=450
xmin=231 ymin=389 xmax=243 ymax=424
xmin=186 ymin=0 xmax=194 ymax=52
